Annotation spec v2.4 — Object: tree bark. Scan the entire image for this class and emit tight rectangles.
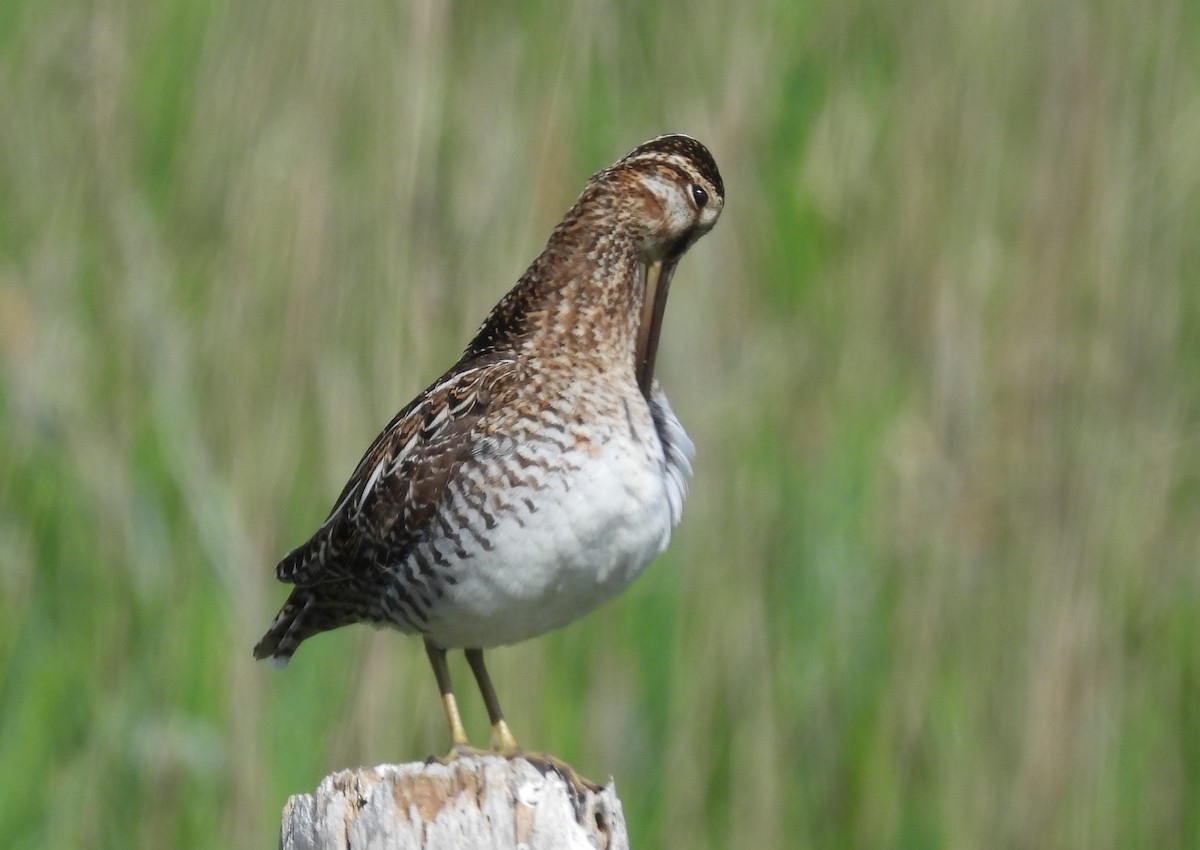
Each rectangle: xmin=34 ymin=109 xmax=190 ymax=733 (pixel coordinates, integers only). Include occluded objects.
xmin=278 ymin=754 xmax=630 ymax=850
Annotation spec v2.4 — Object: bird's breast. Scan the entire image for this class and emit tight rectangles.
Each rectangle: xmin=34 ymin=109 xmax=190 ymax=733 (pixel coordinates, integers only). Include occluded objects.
xmin=418 ymin=382 xmax=693 ymax=649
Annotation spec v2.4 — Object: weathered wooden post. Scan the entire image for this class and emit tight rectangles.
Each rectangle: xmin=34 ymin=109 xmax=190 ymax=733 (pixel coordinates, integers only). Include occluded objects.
xmin=278 ymin=755 xmax=629 ymax=850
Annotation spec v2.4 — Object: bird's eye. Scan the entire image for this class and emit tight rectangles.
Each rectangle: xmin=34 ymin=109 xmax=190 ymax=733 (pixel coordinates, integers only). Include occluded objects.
xmin=690 ymin=184 xmax=709 ymax=209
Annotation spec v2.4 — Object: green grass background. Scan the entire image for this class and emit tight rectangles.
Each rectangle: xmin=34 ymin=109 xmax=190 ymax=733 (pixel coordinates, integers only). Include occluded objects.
xmin=3 ymin=0 xmax=1199 ymax=847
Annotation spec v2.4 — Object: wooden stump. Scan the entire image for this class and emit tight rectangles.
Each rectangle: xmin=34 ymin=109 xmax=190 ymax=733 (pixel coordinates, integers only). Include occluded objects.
xmin=278 ymin=755 xmax=630 ymax=850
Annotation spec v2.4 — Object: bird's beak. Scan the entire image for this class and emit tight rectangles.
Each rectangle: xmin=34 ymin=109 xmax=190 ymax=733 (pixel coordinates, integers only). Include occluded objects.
xmin=636 ymin=255 xmax=680 ymax=395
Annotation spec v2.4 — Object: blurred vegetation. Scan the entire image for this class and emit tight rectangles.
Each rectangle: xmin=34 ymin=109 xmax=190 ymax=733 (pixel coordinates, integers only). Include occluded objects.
xmin=2 ymin=0 xmax=1199 ymax=847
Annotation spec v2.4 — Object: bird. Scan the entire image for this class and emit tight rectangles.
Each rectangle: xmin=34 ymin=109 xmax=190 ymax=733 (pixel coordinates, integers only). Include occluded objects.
xmin=253 ymin=134 xmax=724 ymax=764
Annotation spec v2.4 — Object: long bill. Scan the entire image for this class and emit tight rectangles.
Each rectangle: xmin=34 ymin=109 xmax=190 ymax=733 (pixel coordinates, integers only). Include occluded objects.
xmin=635 ymin=255 xmax=680 ymax=396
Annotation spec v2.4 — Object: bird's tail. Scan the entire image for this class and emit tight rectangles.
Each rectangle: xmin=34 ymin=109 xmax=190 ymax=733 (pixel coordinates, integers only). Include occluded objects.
xmin=253 ymin=591 xmax=315 ymax=668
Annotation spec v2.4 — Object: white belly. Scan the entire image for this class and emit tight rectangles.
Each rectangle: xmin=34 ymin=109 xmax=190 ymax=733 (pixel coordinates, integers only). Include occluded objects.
xmin=421 ymin=388 xmax=692 ymax=648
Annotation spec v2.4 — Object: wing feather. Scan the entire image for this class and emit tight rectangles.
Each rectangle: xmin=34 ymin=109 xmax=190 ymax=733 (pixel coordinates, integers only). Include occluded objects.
xmin=275 ymin=357 xmax=515 ymax=586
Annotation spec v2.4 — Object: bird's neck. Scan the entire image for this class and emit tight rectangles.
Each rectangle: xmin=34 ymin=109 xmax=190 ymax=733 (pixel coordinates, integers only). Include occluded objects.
xmin=466 ymin=218 xmax=647 ymax=376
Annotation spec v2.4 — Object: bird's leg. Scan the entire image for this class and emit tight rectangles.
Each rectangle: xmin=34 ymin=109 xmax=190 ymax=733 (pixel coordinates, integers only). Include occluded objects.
xmin=425 ymin=640 xmax=473 ymax=759
xmin=464 ymin=648 xmax=600 ymax=793
xmin=464 ymin=648 xmax=520 ymax=755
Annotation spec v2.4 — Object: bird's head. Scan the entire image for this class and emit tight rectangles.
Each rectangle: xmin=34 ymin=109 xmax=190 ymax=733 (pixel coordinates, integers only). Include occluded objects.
xmin=590 ymin=134 xmax=724 ymax=392
xmin=595 ymin=134 xmax=725 ymax=260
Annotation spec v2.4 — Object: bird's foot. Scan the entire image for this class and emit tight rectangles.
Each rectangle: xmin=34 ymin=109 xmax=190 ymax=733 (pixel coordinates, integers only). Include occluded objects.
xmin=425 ymin=741 xmax=492 ymax=766
xmin=518 ymin=751 xmax=604 ymax=795
xmin=424 ymin=739 xmax=602 ymax=797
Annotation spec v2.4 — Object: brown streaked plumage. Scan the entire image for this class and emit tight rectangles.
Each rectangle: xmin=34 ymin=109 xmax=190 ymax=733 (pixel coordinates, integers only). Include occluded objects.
xmin=254 ymin=134 xmax=724 ymax=760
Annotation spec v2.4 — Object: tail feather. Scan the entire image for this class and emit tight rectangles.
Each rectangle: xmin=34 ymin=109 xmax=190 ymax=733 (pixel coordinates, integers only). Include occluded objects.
xmin=253 ymin=588 xmax=362 ymax=665
xmin=253 ymin=592 xmax=314 ymax=667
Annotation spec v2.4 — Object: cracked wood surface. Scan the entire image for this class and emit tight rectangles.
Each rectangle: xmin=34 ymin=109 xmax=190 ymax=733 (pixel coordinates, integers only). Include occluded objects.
xmin=278 ymin=755 xmax=630 ymax=850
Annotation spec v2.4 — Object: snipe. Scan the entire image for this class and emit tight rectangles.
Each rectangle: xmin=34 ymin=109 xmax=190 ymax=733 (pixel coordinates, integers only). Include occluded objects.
xmin=254 ymin=134 xmax=724 ymax=761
